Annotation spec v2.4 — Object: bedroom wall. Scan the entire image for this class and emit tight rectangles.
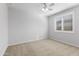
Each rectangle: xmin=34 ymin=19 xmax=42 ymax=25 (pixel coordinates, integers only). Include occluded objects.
xmin=48 ymin=5 xmax=79 ymax=47
xmin=0 ymin=4 xmax=8 ymax=55
xmin=8 ymin=4 xmax=48 ymax=45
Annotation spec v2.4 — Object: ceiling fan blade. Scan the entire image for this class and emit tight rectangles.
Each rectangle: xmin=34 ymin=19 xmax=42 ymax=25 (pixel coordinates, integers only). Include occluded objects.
xmin=43 ymin=3 xmax=47 ymax=8
xmin=49 ymin=3 xmax=55 ymax=7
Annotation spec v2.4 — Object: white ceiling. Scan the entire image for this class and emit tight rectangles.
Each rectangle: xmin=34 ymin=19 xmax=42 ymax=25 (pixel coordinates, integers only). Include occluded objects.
xmin=43 ymin=3 xmax=79 ymax=16
xmin=8 ymin=3 xmax=79 ymax=16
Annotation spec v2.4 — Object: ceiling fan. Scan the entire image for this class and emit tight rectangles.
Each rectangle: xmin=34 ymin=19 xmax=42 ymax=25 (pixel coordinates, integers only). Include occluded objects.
xmin=41 ymin=3 xmax=55 ymax=12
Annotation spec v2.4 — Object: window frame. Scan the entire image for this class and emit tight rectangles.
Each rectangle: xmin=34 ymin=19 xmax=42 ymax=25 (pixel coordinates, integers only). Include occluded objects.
xmin=55 ymin=11 xmax=74 ymax=33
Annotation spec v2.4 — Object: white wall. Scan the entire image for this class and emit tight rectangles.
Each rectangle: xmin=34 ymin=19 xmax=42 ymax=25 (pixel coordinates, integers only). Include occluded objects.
xmin=0 ymin=4 xmax=8 ymax=55
xmin=8 ymin=4 xmax=48 ymax=45
xmin=48 ymin=5 xmax=79 ymax=47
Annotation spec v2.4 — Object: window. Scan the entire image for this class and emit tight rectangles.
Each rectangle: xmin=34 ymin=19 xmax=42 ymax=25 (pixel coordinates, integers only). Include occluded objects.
xmin=55 ymin=12 xmax=74 ymax=32
xmin=56 ymin=17 xmax=62 ymax=30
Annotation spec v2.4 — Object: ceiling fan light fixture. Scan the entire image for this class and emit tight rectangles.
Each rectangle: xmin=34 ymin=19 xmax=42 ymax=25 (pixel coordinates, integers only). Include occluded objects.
xmin=41 ymin=3 xmax=54 ymax=12
xmin=42 ymin=7 xmax=48 ymax=12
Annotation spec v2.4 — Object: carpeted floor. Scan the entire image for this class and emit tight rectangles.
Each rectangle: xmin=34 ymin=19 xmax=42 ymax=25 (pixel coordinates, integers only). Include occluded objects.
xmin=4 ymin=39 xmax=79 ymax=56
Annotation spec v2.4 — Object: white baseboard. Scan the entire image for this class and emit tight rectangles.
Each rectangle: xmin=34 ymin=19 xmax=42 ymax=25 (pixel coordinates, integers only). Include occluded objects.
xmin=8 ymin=38 xmax=46 ymax=46
xmin=49 ymin=37 xmax=79 ymax=48
xmin=1 ymin=45 xmax=8 ymax=56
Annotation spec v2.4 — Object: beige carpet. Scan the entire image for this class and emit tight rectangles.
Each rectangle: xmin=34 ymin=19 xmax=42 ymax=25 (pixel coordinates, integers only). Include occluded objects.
xmin=4 ymin=39 xmax=79 ymax=56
